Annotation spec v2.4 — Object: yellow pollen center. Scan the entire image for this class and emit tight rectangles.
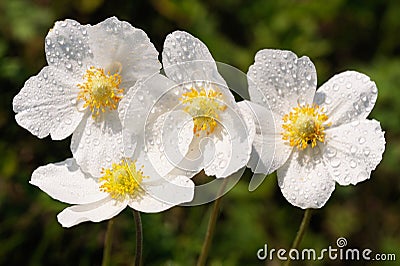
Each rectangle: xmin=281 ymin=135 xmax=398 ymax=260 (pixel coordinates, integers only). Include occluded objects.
xmin=99 ymin=159 xmax=148 ymax=201
xmin=77 ymin=67 xmax=124 ymax=117
xmin=281 ymin=104 xmax=331 ymax=150
xmin=180 ymin=87 xmax=227 ymax=136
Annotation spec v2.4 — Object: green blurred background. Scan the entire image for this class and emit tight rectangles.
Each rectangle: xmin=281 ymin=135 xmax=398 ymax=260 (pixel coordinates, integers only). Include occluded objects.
xmin=1 ymin=0 xmax=399 ymax=265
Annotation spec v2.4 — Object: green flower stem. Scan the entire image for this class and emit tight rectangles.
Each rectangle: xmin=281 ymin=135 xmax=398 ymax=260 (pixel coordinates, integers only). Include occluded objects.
xmin=101 ymin=219 xmax=114 ymax=266
xmin=197 ymin=179 xmax=229 ymax=266
xmin=133 ymin=210 xmax=143 ymax=266
xmin=284 ymin=209 xmax=313 ymax=266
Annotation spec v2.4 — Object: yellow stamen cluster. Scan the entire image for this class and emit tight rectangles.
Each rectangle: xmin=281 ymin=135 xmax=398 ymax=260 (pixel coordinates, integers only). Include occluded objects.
xmin=99 ymin=159 xmax=148 ymax=201
xmin=282 ymin=104 xmax=330 ymax=150
xmin=77 ymin=67 xmax=124 ymax=117
xmin=180 ymin=87 xmax=227 ymax=136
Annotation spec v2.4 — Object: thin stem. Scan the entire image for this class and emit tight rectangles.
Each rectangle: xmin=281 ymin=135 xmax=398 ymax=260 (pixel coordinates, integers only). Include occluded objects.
xmin=284 ymin=209 xmax=313 ymax=266
xmin=133 ymin=210 xmax=143 ymax=266
xmin=197 ymin=179 xmax=229 ymax=266
xmin=102 ymin=219 xmax=114 ymax=266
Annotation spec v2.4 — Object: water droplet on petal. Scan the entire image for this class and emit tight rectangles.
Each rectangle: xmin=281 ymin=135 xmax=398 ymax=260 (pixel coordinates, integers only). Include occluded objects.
xmin=358 ymin=137 xmax=366 ymax=144
xmin=330 ymin=158 xmax=341 ymax=168
xmin=350 ymin=160 xmax=357 ymax=168
xmin=93 ymin=138 xmax=100 ymax=146
xmin=350 ymin=146 xmax=357 ymax=154
xmin=219 ymin=160 xmax=227 ymax=168
xmin=326 ymin=147 xmax=337 ymax=158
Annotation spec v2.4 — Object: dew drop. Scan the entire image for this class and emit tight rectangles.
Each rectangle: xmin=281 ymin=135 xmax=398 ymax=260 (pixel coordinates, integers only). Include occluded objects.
xmin=64 ymin=118 xmax=72 ymax=125
xmin=350 ymin=146 xmax=357 ymax=154
xmin=350 ymin=160 xmax=357 ymax=168
xmin=219 ymin=160 xmax=227 ymax=168
xmin=358 ymin=137 xmax=366 ymax=144
xmin=326 ymin=147 xmax=337 ymax=158
xmin=330 ymin=158 xmax=341 ymax=168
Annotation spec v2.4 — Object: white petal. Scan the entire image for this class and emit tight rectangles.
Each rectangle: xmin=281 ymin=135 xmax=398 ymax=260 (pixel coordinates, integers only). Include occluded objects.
xmin=314 ymin=71 xmax=378 ymax=127
xmin=237 ymin=101 xmax=256 ymax=147
xmin=88 ymin=17 xmax=160 ymax=86
xmin=13 ymin=66 xmax=84 ymax=140
xmin=71 ymin=111 xmax=124 ymax=177
xmin=45 ymin=19 xmax=93 ymax=76
xmin=30 ymin=158 xmax=107 ymax=204
xmin=57 ymin=197 xmax=127 ymax=228
xmin=204 ymin=88 xmax=253 ymax=178
xmin=181 ymin=101 xmax=252 ymax=178
xmin=145 ymin=110 xmax=194 ymax=177
xmin=162 ymin=31 xmax=226 ymax=86
xmin=239 ymin=101 xmax=292 ymax=175
xmin=323 ymin=119 xmax=385 ymax=185
xmin=129 ymin=175 xmax=195 ymax=212
xmin=118 ymin=74 xmax=179 ymax=156
xmin=247 ymin=49 xmax=317 ymax=117
xmin=277 ymin=148 xmax=336 ymax=209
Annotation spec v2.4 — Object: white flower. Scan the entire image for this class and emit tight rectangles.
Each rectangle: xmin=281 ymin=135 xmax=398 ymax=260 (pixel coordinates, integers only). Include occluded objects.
xmin=13 ymin=17 xmax=160 ymax=177
xmin=120 ymin=31 xmax=254 ymax=179
xmin=241 ymin=49 xmax=385 ymax=209
xmin=30 ymin=144 xmax=195 ymax=227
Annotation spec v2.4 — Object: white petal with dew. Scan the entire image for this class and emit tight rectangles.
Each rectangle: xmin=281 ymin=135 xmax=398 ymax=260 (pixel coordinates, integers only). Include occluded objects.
xmin=247 ymin=49 xmax=317 ymax=117
xmin=30 ymin=158 xmax=107 ymax=205
xmin=57 ymin=197 xmax=126 ymax=228
xmin=277 ymin=148 xmax=336 ymax=209
xmin=314 ymin=71 xmax=378 ymax=128
xmin=324 ymin=119 xmax=385 ymax=186
xmin=129 ymin=175 xmax=195 ymax=212
xmin=145 ymin=110 xmax=194 ymax=177
xmin=45 ymin=19 xmax=93 ymax=76
xmin=202 ymin=104 xmax=253 ymax=178
xmin=162 ymin=31 xmax=226 ymax=86
xmin=119 ymin=74 xmax=179 ymax=157
xmin=88 ymin=17 xmax=160 ymax=86
xmin=13 ymin=66 xmax=84 ymax=140
xmin=71 ymin=111 xmax=124 ymax=178
xmin=239 ymin=100 xmax=292 ymax=175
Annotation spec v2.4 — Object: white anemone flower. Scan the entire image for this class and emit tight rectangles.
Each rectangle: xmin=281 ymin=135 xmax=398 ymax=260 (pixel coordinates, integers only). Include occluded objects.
xmin=13 ymin=17 xmax=160 ymax=177
xmin=121 ymin=31 xmax=254 ymax=179
xmin=241 ymin=49 xmax=385 ymax=209
xmin=30 ymin=142 xmax=195 ymax=227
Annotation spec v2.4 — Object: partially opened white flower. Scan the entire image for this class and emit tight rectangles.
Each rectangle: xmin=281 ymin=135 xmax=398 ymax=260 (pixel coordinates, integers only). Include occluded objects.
xmin=121 ymin=31 xmax=254 ymax=179
xmin=30 ymin=144 xmax=195 ymax=227
xmin=13 ymin=17 xmax=160 ymax=177
xmin=241 ymin=49 xmax=385 ymax=209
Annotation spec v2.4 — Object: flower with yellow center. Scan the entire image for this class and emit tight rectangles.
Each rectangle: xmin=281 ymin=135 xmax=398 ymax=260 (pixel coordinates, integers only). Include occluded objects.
xmin=99 ymin=159 xmax=147 ymax=201
xmin=281 ymin=104 xmax=330 ymax=150
xmin=30 ymin=151 xmax=195 ymax=227
xmin=180 ymin=87 xmax=227 ymax=136
xmin=13 ymin=17 xmax=161 ymax=177
xmin=77 ymin=67 xmax=124 ymax=117
xmin=242 ymin=49 xmax=385 ymax=209
xmin=125 ymin=31 xmax=253 ymax=180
